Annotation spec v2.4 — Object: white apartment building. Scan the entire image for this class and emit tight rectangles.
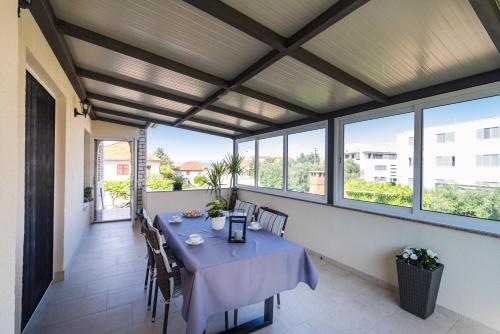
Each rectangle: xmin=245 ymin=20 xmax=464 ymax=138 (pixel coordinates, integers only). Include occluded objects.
xmin=345 ymin=145 xmax=398 ymax=183
xmin=397 ymin=116 xmax=500 ymax=190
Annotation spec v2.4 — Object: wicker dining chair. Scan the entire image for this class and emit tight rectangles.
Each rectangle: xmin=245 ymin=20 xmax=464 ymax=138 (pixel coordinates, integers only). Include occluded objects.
xmin=145 ymin=225 xmax=183 ymax=334
xmin=233 ymin=207 xmax=289 ymax=326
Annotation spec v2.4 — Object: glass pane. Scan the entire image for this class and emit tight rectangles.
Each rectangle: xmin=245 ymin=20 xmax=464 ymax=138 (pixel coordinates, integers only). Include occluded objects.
xmin=258 ymin=136 xmax=283 ymax=189
xmin=422 ymin=95 xmax=500 ymax=221
xmin=237 ymin=141 xmax=255 ymax=186
xmin=287 ymin=129 xmax=326 ymax=195
xmin=343 ymin=112 xmax=414 ymax=207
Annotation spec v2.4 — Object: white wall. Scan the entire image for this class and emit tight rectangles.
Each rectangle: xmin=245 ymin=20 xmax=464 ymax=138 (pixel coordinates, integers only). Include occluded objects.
xmin=238 ymin=189 xmax=500 ymax=331
xmin=143 ymin=189 xmax=229 ymax=220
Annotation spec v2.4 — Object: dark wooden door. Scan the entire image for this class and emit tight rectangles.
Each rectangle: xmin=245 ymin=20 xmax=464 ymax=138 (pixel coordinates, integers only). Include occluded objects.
xmin=22 ymin=72 xmax=55 ymax=330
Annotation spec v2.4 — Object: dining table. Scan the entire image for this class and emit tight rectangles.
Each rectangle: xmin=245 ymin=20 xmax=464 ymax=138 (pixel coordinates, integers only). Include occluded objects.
xmin=154 ymin=211 xmax=319 ymax=334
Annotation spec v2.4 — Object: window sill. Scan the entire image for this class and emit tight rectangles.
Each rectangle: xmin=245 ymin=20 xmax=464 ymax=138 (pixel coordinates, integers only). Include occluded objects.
xmin=238 ymin=188 xmax=500 ymax=239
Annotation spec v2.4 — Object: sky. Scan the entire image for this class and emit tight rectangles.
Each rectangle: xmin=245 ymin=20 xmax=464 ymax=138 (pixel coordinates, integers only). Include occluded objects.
xmin=345 ymin=94 xmax=500 ymax=148
xmin=147 ymin=125 xmax=232 ymax=163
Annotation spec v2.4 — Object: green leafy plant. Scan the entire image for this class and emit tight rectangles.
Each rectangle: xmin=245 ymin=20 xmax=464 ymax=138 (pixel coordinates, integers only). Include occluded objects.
xmin=224 ymin=153 xmax=244 ymax=209
xmin=104 ymin=180 xmax=130 ymax=206
xmin=205 ymin=200 xmax=225 ymax=219
xmin=84 ymin=186 xmax=93 ymax=203
xmin=397 ymin=247 xmax=440 ymax=271
xmin=146 ymin=175 xmax=173 ymax=191
xmin=194 ymin=175 xmax=207 ymax=187
xmin=172 ymin=174 xmax=185 ymax=191
xmin=205 ymin=161 xmax=226 ymax=203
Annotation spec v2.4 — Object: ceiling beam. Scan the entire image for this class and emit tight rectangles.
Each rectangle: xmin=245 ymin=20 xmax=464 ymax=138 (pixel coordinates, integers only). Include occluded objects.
xmin=182 ymin=0 xmax=387 ymax=103
xmin=88 ymin=92 xmax=273 ymax=126
xmin=236 ymin=69 xmax=500 ymax=139
xmin=95 ymin=115 xmax=146 ymax=129
xmin=88 ymin=92 xmax=250 ymax=134
xmin=29 ymin=0 xmax=87 ymax=102
xmin=77 ymin=68 xmax=202 ymax=107
xmin=468 ymin=0 xmax=500 ymax=53
xmin=58 ymin=20 xmax=228 ymax=88
xmin=94 ymin=107 xmax=234 ymax=138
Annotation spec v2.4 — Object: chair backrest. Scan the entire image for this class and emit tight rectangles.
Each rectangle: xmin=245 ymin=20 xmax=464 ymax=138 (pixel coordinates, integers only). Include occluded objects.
xmin=141 ymin=217 xmax=155 ymax=267
xmin=145 ymin=225 xmax=175 ymax=297
xmin=234 ymin=199 xmax=257 ymax=221
xmin=256 ymin=207 xmax=288 ymax=237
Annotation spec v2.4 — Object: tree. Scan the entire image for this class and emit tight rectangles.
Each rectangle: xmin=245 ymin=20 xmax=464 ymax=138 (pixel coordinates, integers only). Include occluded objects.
xmin=154 ymin=147 xmax=175 ymax=178
xmin=287 ymin=152 xmax=324 ymax=193
xmin=344 ymin=159 xmax=361 ymax=180
xmin=146 ymin=175 xmax=173 ymax=191
xmin=193 ymin=175 xmax=207 ymax=188
xmin=258 ymin=157 xmax=283 ymax=189
xmin=104 ymin=180 xmax=131 ymax=207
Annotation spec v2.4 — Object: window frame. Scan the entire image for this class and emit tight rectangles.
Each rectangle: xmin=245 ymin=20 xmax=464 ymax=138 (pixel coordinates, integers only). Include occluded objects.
xmin=334 ymin=83 xmax=500 ymax=236
xmin=236 ymin=121 xmax=328 ymax=203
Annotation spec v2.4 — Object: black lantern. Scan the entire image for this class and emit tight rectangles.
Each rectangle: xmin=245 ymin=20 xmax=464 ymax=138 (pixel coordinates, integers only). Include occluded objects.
xmin=74 ymin=100 xmax=93 ymax=118
xmin=228 ymin=215 xmax=246 ymax=243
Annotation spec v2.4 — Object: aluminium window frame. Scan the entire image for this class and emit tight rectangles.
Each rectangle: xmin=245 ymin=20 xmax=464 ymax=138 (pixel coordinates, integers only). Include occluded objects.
xmin=236 ymin=121 xmax=328 ymax=203
xmin=334 ymin=83 xmax=500 ymax=236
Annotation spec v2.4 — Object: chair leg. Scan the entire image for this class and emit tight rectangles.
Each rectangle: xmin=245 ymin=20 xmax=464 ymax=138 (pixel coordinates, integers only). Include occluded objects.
xmin=152 ymin=281 xmax=159 ymax=322
xmin=147 ymin=268 xmax=154 ymax=310
xmin=277 ymin=293 xmax=281 ymax=308
xmin=234 ymin=309 xmax=238 ymax=327
xmin=225 ymin=311 xmax=229 ymax=330
xmin=163 ymin=300 xmax=170 ymax=334
xmin=144 ymin=265 xmax=149 ymax=290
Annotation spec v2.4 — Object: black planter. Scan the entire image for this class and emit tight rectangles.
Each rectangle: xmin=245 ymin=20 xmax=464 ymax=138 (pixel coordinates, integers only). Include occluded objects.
xmin=173 ymin=183 xmax=182 ymax=191
xmin=396 ymin=259 xmax=444 ymax=319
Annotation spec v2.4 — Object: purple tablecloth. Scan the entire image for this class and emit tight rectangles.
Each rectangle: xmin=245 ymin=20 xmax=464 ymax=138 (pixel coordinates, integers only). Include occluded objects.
xmin=154 ymin=212 xmax=319 ymax=334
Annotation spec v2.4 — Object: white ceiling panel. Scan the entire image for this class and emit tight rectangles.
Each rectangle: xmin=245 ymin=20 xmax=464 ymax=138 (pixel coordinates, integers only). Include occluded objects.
xmin=196 ymin=109 xmax=265 ymax=131
xmin=182 ymin=120 xmax=239 ymax=136
xmin=222 ymin=0 xmax=337 ymax=38
xmin=213 ymin=92 xmax=304 ymax=124
xmin=304 ymin=0 xmax=500 ymax=96
xmin=51 ymin=0 xmax=270 ymax=79
xmin=67 ymin=37 xmax=218 ymax=100
xmin=95 ymin=112 xmax=146 ymax=126
xmin=90 ymin=100 xmax=179 ymax=124
xmin=245 ymin=57 xmax=372 ymax=113
xmin=82 ymin=78 xmax=192 ymax=113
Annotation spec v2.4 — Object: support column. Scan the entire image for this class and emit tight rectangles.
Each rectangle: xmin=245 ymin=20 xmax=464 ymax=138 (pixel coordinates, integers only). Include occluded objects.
xmin=136 ymin=129 xmax=147 ymax=210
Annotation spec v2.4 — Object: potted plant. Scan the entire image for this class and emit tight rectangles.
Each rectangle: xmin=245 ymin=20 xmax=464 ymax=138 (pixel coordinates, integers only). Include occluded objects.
xmin=205 ymin=161 xmax=226 ymax=204
xmin=172 ymin=174 xmax=185 ymax=191
xmin=224 ymin=153 xmax=244 ymax=210
xmin=206 ymin=200 xmax=226 ymax=230
xmin=396 ymin=247 xmax=444 ymax=319
xmin=84 ymin=186 xmax=93 ymax=203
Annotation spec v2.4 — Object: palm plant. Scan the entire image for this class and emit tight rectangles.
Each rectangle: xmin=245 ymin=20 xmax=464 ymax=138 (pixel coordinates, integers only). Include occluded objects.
xmin=224 ymin=153 xmax=244 ymax=209
xmin=205 ymin=161 xmax=226 ymax=204
xmin=172 ymin=174 xmax=185 ymax=191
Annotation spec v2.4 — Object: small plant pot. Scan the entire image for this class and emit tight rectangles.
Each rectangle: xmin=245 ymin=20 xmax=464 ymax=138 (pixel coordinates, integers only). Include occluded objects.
xmin=211 ymin=216 xmax=226 ymax=230
xmin=173 ymin=183 xmax=182 ymax=191
xmin=396 ymin=259 xmax=444 ymax=319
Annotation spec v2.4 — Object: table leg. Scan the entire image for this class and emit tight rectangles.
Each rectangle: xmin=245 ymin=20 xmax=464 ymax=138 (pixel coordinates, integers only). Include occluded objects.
xmin=218 ymin=296 xmax=273 ymax=334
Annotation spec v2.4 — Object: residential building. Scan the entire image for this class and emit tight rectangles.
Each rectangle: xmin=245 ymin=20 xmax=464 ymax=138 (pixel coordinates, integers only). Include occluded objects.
xmin=173 ymin=161 xmax=208 ymax=185
xmin=345 ymin=145 xmax=398 ymax=183
xmin=103 ymin=142 xmax=160 ymax=181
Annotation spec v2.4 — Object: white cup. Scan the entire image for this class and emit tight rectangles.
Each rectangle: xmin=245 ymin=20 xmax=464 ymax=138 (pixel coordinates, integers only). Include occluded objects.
xmin=172 ymin=215 xmax=181 ymax=222
xmin=251 ymin=221 xmax=260 ymax=230
xmin=189 ymin=233 xmax=202 ymax=244
xmin=234 ymin=230 xmax=243 ymax=241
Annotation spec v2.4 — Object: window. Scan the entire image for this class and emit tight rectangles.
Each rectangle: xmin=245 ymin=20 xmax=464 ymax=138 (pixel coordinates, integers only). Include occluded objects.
xmin=436 ymin=132 xmax=455 ymax=143
xmin=476 ymin=154 xmax=499 ymax=167
xmin=477 ymin=127 xmax=499 ymax=140
xmin=341 ymin=112 xmax=414 ymax=208
xmin=435 ymin=156 xmax=455 ymax=167
xmin=117 ymin=164 xmax=129 ymax=176
xmin=287 ymin=129 xmax=326 ymax=195
xmin=237 ymin=140 xmax=255 ymax=186
xmin=422 ymin=94 xmax=500 ymax=223
xmin=258 ymin=136 xmax=283 ymax=189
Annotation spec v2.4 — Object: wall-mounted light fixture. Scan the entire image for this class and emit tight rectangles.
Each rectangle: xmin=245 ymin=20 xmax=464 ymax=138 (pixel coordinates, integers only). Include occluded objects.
xmin=74 ymin=100 xmax=93 ymax=118
xmin=18 ymin=0 xmax=31 ymax=17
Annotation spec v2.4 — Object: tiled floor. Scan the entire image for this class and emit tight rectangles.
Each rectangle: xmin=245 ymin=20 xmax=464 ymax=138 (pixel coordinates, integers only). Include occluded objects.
xmin=95 ymin=208 xmax=131 ymax=223
xmin=24 ymin=220 xmax=498 ymax=334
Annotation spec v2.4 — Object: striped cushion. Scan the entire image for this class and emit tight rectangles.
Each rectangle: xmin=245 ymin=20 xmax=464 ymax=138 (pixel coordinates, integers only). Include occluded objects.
xmin=234 ymin=200 xmax=256 ymax=221
xmin=257 ymin=210 xmax=286 ymax=237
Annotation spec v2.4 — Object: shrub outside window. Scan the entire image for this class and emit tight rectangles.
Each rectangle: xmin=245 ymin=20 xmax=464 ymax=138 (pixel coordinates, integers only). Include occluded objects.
xmin=258 ymin=136 xmax=283 ymax=189
xmin=237 ymin=140 xmax=255 ymax=186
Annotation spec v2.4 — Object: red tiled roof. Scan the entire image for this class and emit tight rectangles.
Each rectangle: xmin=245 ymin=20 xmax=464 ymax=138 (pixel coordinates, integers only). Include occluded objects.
xmin=174 ymin=161 xmax=207 ymax=171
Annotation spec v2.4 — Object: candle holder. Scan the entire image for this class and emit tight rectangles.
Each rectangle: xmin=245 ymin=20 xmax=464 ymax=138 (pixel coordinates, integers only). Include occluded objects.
xmin=228 ymin=215 xmax=246 ymax=243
